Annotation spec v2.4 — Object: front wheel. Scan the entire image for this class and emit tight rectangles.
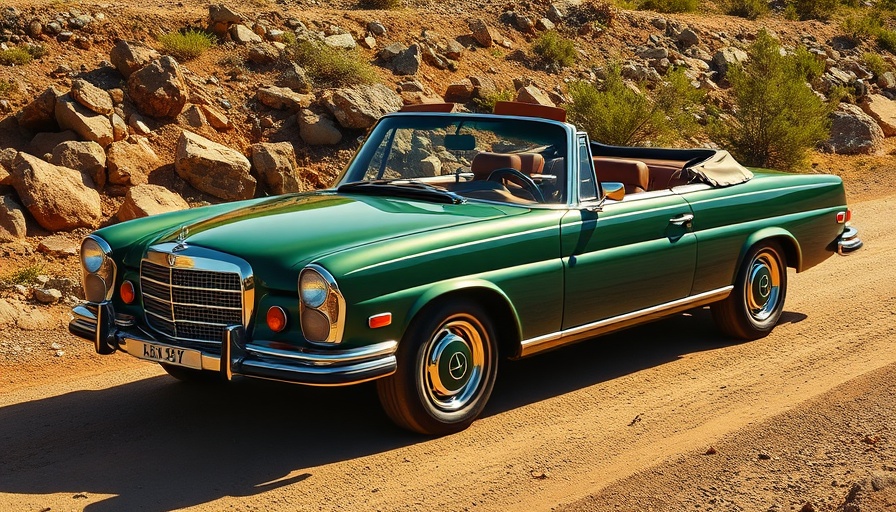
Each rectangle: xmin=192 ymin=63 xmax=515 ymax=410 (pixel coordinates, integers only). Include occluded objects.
xmin=377 ymin=300 xmax=498 ymax=435
xmin=712 ymin=241 xmax=787 ymax=340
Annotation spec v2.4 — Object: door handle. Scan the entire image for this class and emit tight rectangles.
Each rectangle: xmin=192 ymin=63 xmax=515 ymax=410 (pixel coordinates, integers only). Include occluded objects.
xmin=669 ymin=213 xmax=694 ymax=226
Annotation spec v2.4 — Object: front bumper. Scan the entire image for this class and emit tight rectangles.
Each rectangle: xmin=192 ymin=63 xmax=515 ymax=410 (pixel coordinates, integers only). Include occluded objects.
xmin=837 ymin=226 xmax=863 ymax=255
xmin=69 ymin=303 xmax=397 ymax=386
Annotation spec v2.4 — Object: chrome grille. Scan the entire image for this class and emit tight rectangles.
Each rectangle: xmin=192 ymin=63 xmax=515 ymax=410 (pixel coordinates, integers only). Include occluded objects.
xmin=140 ymin=260 xmax=243 ymax=344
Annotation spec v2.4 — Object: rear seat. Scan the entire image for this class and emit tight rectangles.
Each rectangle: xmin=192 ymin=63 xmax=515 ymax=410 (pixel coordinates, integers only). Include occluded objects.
xmin=592 ymin=157 xmax=649 ymax=194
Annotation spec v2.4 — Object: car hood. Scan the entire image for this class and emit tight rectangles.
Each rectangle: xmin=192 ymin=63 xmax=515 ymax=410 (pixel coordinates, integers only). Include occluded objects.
xmin=150 ymin=192 xmax=519 ymax=284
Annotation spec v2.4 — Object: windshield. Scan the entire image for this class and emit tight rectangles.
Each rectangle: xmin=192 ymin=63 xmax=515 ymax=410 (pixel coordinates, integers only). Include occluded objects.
xmin=338 ymin=115 xmax=570 ymax=205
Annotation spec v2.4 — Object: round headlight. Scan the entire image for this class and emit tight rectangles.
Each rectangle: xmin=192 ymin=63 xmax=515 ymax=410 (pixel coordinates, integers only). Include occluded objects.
xmin=81 ymin=237 xmax=106 ymax=274
xmin=299 ymin=269 xmax=329 ymax=308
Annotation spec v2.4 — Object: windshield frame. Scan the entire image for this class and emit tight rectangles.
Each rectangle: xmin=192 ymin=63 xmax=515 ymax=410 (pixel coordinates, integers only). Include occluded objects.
xmin=334 ymin=112 xmax=581 ymax=208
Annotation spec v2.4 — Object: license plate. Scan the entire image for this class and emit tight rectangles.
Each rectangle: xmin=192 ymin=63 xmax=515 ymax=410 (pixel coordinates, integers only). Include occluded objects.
xmin=131 ymin=340 xmax=202 ymax=369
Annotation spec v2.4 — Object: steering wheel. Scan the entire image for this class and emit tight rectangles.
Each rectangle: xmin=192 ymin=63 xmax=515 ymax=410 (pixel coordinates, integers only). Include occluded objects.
xmin=486 ymin=168 xmax=545 ymax=203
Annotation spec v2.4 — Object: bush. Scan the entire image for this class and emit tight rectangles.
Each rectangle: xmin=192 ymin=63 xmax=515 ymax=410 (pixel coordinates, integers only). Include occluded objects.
xmin=158 ymin=29 xmax=216 ymax=61
xmin=0 ymin=79 xmax=15 ymax=98
xmin=637 ymin=0 xmax=699 ymax=13
xmin=791 ymin=46 xmax=825 ymax=81
xmin=567 ymin=65 xmax=703 ymax=146
xmin=289 ymin=40 xmax=377 ymax=87
xmin=473 ymin=90 xmax=515 ymax=113
xmin=710 ymin=30 xmax=831 ymax=171
xmin=359 ymin=0 xmax=401 ymax=7
xmin=0 ymin=47 xmax=33 ymax=66
xmin=723 ymin=0 xmax=768 ymax=19
xmin=787 ymin=0 xmax=838 ymax=20
xmin=841 ymin=14 xmax=882 ymax=43
xmin=878 ymin=28 xmax=896 ymax=53
xmin=862 ymin=52 xmax=892 ymax=77
xmin=531 ymin=31 xmax=577 ymax=69
xmin=3 ymin=263 xmax=44 ymax=286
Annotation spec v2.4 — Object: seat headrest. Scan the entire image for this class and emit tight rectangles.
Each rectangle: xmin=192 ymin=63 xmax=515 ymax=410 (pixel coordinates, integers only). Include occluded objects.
xmin=471 ymin=152 xmax=523 ymax=180
xmin=517 ymin=153 xmax=545 ymax=175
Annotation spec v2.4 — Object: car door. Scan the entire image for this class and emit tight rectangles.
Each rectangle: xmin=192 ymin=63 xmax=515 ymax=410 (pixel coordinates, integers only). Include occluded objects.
xmin=560 ymin=135 xmax=697 ymax=329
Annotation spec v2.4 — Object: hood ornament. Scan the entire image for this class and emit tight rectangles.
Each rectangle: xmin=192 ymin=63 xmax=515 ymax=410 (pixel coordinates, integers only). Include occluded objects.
xmin=172 ymin=226 xmax=189 ymax=253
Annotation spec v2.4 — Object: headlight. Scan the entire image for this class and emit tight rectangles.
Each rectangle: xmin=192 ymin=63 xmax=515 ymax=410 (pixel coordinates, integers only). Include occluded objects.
xmin=299 ymin=268 xmax=329 ymax=308
xmin=81 ymin=237 xmax=106 ymax=273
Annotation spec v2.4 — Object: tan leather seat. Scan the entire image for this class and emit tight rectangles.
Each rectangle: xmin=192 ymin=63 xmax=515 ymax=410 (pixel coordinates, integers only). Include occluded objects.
xmin=517 ymin=153 xmax=545 ymax=176
xmin=471 ymin=152 xmax=523 ymax=180
xmin=593 ymin=158 xmax=650 ymax=194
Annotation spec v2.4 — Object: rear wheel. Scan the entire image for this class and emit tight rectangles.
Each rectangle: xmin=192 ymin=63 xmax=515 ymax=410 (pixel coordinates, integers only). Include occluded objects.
xmin=712 ymin=241 xmax=787 ymax=340
xmin=377 ymin=300 xmax=498 ymax=435
xmin=159 ymin=363 xmax=220 ymax=383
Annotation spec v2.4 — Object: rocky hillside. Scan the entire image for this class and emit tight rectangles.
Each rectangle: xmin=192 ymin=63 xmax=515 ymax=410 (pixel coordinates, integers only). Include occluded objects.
xmin=0 ymin=0 xmax=895 ymax=312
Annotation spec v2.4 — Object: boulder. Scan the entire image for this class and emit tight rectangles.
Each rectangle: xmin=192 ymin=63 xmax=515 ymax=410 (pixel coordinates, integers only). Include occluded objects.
xmin=445 ymin=40 xmax=465 ymax=61
xmin=444 ymin=79 xmax=475 ymax=103
xmin=299 ymin=109 xmax=343 ymax=145
xmin=860 ymin=94 xmax=896 ymax=137
xmin=248 ymin=43 xmax=279 ymax=65
xmin=106 ymin=137 xmax=159 ymax=186
xmin=257 ymin=86 xmax=313 ymax=111
xmin=37 ymin=236 xmax=79 ymax=256
xmin=109 ymin=40 xmax=161 ymax=79
xmin=469 ymin=75 xmax=497 ymax=99
xmin=230 ymin=24 xmax=262 ymax=44
xmin=827 ymin=103 xmax=885 ymax=155
xmin=712 ymin=47 xmax=748 ymax=79
xmin=27 ymin=130 xmax=78 ymax=158
xmin=324 ymin=33 xmax=356 ymax=49
xmin=127 ymin=56 xmax=189 ymax=118
xmin=117 ymin=184 xmax=190 ymax=221
xmin=251 ymin=142 xmax=301 ymax=194
xmin=280 ymin=62 xmax=312 ymax=93
xmin=392 ymin=44 xmax=421 ymax=75
xmin=0 ymin=194 xmax=27 ymax=242
xmin=379 ymin=42 xmax=406 ymax=62
xmin=516 ymin=85 xmax=556 ymax=106
xmin=469 ymin=19 xmax=500 ymax=48
xmin=111 ymin=113 xmax=128 ymax=141
xmin=677 ymin=28 xmax=700 ymax=48
xmin=174 ymin=130 xmax=255 ymax=200
xmin=0 ymin=148 xmax=15 ymax=185
xmin=54 ymin=94 xmax=114 ymax=147
xmin=199 ymin=104 xmax=232 ymax=130
xmin=70 ymin=79 xmax=114 ymax=116
xmin=49 ymin=140 xmax=107 ymax=189
xmin=421 ymin=44 xmax=450 ymax=70
xmin=326 ymin=84 xmax=404 ymax=130
xmin=209 ymin=4 xmax=243 ymax=24
xmin=9 ymin=152 xmax=102 ymax=231
xmin=368 ymin=22 xmax=387 ymax=36
xmin=177 ymin=104 xmax=208 ymax=129
xmin=16 ymin=87 xmax=62 ymax=132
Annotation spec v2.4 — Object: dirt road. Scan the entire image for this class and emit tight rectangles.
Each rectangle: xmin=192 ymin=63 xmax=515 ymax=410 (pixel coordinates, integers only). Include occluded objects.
xmin=1 ymin=193 xmax=894 ymax=512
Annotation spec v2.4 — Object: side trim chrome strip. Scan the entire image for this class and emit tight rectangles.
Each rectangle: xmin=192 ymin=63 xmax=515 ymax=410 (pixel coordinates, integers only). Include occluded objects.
xmin=519 ymin=286 xmax=734 ymax=357
xmin=246 ymin=340 xmax=398 ymax=366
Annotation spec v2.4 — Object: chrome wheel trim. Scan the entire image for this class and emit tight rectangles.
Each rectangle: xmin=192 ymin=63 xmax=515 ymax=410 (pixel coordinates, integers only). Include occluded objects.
xmin=420 ymin=315 xmax=487 ymax=413
xmin=745 ymin=250 xmax=781 ymax=322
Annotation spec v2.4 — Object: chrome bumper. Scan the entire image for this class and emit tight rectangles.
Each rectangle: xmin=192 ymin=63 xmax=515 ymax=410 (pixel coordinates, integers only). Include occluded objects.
xmin=69 ymin=303 xmax=397 ymax=386
xmin=838 ymin=226 xmax=863 ymax=255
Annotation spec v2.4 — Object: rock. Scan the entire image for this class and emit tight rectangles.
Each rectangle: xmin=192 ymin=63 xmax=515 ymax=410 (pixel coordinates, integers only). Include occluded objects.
xmin=257 ymin=86 xmax=313 ymax=111
xmin=9 ymin=152 xmax=102 ymax=231
xmin=712 ymin=47 xmax=749 ymax=79
xmin=516 ymin=85 xmax=556 ymax=106
xmin=109 ymin=40 xmax=161 ymax=79
xmin=247 ymin=43 xmax=279 ymax=65
xmin=878 ymin=71 xmax=896 ymax=91
xmin=117 ymin=184 xmax=190 ymax=221
xmin=379 ymin=42 xmax=406 ymax=62
xmin=49 ymin=140 xmax=106 ymax=189
xmin=111 ymin=113 xmax=128 ymax=141
xmin=16 ymin=87 xmax=62 ymax=132
xmin=106 ymin=137 xmax=159 ymax=186
xmin=420 ymin=155 xmax=441 ymax=177
xmin=677 ymin=28 xmax=700 ymax=48
xmin=175 ymin=130 xmax=255 ymax=200
xmin=177 ymin=104 xmax=207 ymax=129
xmin=469 ymin=19 xmax=500 ymax=48
xmin=444 ymin=79 xmax=475 ymax=103
xmin=360 ymin=36 xmax=377 ymax=50
xmin=0 ymin=299 xmax=17 ymax=327
xmin=859 ymin=94 xmax=896 ymax=137
xmin=510 ymin=13 xmax=535 ymax=33
xmin=536 ymin=18 xmax=555 ymax=31
xmin=827 ymin=103 xmax=885 ymax=155
xmin=324 ymin=33 xmax=356 ymax=49
xmin=445 ymin=40 xmax=465 ymax=61
xmin=0 ymin=195 xmax=27 ymax=242
xmin=393 ymin=44 xmax=421 ymax=75
xmin=36 ymin=236 xmax=78 ymax=257
xmin=70 ymin=79 xmax=114 ymax=116
xmin=422 ymin=44 xmax=450 ymax=70
xmin=299 ymin=109 xmax=342 ymax=145
xmin=127 ymin=57 xmax=188 ymax=118
xmin=469 ymin=75 xmax=496 ymax=99
xmin=127 ymin=113 xmax=152 ymax=135
xmin=54 ymin=94 xmax=114 ymax=147
xmin=16 ymin=307 xmax=56 ymax=330
xmin=280 ymin=62 xmax=312 ymax=93
xmin=251 ymin=142 xmax=301 ymax=194
xmin=230 ymin=24 xmax=262 ymax=44
xmin=638 ymin=47 xmax=669 ymax=60
xmin=326 ymin=84 xmax=404 ymax=130
xmin=27 ymin=131 xmax=78 ymax=158
xmin=209 ymin=3 xmax=243 ymax=24
xmin=199 ymin=104 xmax=231 ymax=130
xmin=368 ymin=22 xmax=387 ymax=36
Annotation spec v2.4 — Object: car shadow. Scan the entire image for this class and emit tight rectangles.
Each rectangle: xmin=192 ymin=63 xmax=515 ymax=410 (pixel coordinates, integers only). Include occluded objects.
xmin=0 ymin=307 xmax=765 ymax=511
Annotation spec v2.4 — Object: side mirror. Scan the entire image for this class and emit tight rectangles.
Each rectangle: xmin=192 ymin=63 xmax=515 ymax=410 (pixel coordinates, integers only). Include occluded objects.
xmin=601 ymin=182 xmax=625 ymax=201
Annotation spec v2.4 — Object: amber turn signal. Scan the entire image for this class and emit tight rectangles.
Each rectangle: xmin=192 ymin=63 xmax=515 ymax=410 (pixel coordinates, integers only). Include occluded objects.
xmin=267 ymin=306 xmax=288 ymax=333
xmin=368 ymin=313 xmax=392 ymax=329
xmin=120 ymin=280 xmax=135 ymax=304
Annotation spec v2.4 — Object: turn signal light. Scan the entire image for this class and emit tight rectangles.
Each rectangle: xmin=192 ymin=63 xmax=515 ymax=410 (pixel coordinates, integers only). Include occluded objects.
xmin=120 ymin=281 xmax=135 ymax=304
xmin=836 ymin=209 xmax=852 ymax=224
xmin=369 ymin=313 xmax=392 ymax=329
xmin=267 ymin=306 xmax=288 ymax=333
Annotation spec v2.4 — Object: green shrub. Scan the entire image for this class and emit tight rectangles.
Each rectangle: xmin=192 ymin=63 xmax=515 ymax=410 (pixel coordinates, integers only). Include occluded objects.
xmin=359 ymin=0 xmax=401 ymax=7
xmin=723 ymin=0 xmax=768 ymax=19
xmin=473 ymin=89 xmax=515 ymax=113
xmin=862 ymin=52 xmax=892 ymax=77
xmin=567 ymin=65 xmax=703 ymax=146
xmin=787 ymin=0 xmax=838 ymax=20
xmin=0 ymin=47 xmax=33 ymax=66
xmin=842 ymin=14 xmax=882 ymax=43
xmin=158 ymin=29 xmax=216 ymax=61
xmin=0 ymin=79 xmax=16 ymax=98
xmin=710 ymin=30 xmax=831 ymax=171
xmin=791 ymin=46 xmax=825 ymax=81
xmin=531 ymin=31 xmax=577 ymax=69
xmin=3 ymin=263 xmax=44 ymax=286
xmin=878 ymin=28 xmax=896 ymax=53
xmin=289 ymin=40 xmax=377 ymax=87
xmin=637 ymin=0 xmax=699 ymax=13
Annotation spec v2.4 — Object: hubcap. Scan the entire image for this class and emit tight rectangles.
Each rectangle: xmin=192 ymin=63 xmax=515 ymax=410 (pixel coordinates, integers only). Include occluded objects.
xmin=746 ymin=251 xmax=781 ymax=322
xmin=422 ymin=317 xmax=486 ymax=412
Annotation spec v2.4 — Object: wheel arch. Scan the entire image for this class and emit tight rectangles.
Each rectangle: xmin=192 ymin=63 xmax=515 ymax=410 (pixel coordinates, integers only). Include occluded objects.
xmin=739 ymin=228 xmax=801 ymax=275
xmin=405 ymin=280 xmax=523 ymax=360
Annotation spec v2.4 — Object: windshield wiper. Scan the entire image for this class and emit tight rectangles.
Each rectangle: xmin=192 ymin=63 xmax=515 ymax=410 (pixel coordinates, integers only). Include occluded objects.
xmin=337 ymin=180 xmax=466 ymax=205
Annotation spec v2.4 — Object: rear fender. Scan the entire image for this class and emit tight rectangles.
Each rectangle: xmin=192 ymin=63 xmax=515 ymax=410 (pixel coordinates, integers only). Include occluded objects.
xmin=738 ymin=228 xmax=802 ymax=276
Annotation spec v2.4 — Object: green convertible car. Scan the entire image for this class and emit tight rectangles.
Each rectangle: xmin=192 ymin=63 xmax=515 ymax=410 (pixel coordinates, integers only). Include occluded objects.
xmin=70 ymin=102 xmax=862 ymax=434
